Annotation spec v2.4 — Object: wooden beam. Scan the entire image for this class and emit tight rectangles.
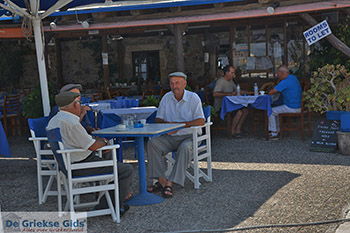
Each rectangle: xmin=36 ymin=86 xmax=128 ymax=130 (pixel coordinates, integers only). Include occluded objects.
xmin=229 ymin=25 xmax=236 ymax=66
xmin=101 ymin=35 xmax=110 ymax=89
xmin=300 ymin=13 xmax=350 ymax=57
xmin=55 ymin=39 xmax=64 ymax=87
xmin=169 ymin=24 xmax=187 ymax=72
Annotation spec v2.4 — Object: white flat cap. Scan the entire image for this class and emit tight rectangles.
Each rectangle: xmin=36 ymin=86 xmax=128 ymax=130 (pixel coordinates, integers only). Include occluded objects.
xmin=168 ymin=72 xmax=187 ymax=80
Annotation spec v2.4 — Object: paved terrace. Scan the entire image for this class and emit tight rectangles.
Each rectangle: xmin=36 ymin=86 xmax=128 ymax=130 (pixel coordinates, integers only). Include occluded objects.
xmin=1 ymin=134 xmax=350 ymax=233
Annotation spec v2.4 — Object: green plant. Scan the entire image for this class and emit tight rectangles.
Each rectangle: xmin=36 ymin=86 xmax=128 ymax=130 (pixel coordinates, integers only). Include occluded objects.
xmin=304 ymin=64 xmax=350 ymax=113
xmin=142 ymin=95 xmax=160 ymax=107
xmin=309 ymin=16 xmax=350 ymax=71
xmin=23 ymin=86 xmax=56 ymax=118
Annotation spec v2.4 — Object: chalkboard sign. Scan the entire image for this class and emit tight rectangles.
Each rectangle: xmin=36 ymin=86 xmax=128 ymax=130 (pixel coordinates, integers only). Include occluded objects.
xmin=310 ymin=119 xmax=339 ymax=152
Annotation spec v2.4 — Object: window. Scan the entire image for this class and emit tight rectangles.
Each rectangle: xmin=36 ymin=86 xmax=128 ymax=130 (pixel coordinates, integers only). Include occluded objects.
xmin=132 ymin=51 xmax=160 ymax=82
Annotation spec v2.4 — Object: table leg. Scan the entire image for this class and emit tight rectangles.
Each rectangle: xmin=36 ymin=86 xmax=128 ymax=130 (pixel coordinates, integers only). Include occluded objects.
xmin=127 ymin=137 xmax=164 ymax=206
xmin=265 ymin=111 xmax=269 ymax=140
xmin=116 ymin=138 xmax=123 ymax=162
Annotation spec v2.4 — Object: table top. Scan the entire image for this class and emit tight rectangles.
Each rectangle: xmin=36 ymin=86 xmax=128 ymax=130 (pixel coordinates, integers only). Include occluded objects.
xmin=100 ymin=106 xmax=157 ymax=115
xmin=92 ymin=123 xmax=185 ymax=137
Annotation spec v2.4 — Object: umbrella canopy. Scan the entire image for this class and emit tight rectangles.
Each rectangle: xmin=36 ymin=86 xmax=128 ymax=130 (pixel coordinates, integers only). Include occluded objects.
xmin=10 ymin=0 xmax=105 ymax=10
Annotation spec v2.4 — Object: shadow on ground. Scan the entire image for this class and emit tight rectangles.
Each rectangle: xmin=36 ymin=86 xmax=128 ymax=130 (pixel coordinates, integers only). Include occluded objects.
xmin=0 ymin=153 xmax=299 ymax=233
xmin=211 ymin=136 xmax=350 ymax=167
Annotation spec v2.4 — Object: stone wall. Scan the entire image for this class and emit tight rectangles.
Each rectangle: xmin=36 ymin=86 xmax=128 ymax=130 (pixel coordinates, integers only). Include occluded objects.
xmin=8 ymin=33 xmax=208 ymax=91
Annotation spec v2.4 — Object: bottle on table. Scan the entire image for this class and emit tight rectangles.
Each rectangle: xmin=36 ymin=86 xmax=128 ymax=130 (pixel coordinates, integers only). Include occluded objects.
xmin=254 ymin=83 xmax=259 ymax=96
xmin=236 ymin=84 xmax=241 ymax=96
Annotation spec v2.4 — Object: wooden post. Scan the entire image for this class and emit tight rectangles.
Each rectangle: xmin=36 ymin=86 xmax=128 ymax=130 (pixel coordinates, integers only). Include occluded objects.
xmin=101 ymin=35 xmax=110 ymax=89
xmin=169 ymin=24 xmax=187 ymax=72
xmin=229 ymin=25 xmax=236 ymax=66
xmin=283 ymin=20 xmax=288 ymax=65
xmin=300 ymin=13 xmax=350 ymax=58
xmin=55 ymin=39 xmax=64 ymax=87
xmin=116 ymin=40 xmax=124 ymax=82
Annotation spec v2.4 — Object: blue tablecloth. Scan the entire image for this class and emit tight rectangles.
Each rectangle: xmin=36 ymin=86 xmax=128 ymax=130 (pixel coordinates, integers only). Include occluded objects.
xmin=0 ymin=113 xmax=11 ymax=157
xmin=220 ymin=95 xmax=272 ymax=120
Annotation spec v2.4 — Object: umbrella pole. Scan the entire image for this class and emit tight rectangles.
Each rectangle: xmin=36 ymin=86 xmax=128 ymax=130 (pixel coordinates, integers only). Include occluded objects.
xmin=32 ymin=17 xmax=51 ymax=116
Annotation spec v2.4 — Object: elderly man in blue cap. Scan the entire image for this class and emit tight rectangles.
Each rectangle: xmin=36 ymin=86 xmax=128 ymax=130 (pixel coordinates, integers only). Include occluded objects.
xmin=146 ymin=72 xmax=205 ymax=198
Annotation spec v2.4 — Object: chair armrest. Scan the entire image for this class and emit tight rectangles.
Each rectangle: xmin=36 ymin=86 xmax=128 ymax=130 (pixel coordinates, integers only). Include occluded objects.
xmin=96 ymin=144 xmax=120 ymax=151
xmin=57 ymin=145 xmax=120 ymax=154
xmin=57 ymin=148 xmax=86 ymax=154
xmin=190 ymin=122 xmax=213 ymax=130
xmin=28 ymin=137 xmax=48 ymax=141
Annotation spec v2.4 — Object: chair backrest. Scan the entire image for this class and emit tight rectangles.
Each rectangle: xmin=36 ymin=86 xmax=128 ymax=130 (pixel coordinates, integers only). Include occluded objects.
xmin=28 ymin=117 xmax=49 ymax=137
xmin=3 ymin=94 xmax=21 ymax=116
xmin=203 ymin=106 xmax=211 ymax=122
xmin=81 ymin=96 xmax=91 ymax=104
xmin=46 ymin=128 xmax=68 ymax=176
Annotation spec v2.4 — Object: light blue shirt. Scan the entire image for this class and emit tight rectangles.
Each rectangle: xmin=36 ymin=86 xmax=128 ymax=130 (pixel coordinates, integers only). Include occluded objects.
xmin=156 ymin=90 xmax=204 ymax=136
xmin=275 ymin=74 xmax=302 ymax=109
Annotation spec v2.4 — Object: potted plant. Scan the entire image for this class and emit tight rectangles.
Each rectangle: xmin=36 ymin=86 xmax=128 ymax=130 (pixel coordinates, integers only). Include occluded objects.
xmin=304 ymin=64 xmax=350 ymax=154
xmin=23 ymin=85 xmax=56 ymax=118
xmin=304 ymin=64 xmax=350 ymax=115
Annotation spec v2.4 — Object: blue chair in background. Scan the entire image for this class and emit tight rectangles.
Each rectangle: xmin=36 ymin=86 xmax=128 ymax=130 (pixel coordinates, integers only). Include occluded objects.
xmin=1 ymin=94 xmax=21 ymax=136
xmin=81 ymin=96 xmax=91 ymax=104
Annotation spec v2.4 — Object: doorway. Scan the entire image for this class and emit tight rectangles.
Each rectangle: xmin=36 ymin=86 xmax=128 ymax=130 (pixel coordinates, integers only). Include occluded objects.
xmin=132 ymin=51 xmax=160 ymax=82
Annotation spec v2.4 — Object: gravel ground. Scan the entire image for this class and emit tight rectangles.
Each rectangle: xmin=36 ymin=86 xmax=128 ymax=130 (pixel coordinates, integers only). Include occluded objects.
xmin=1 ymin=133 xmax=350 ymax=233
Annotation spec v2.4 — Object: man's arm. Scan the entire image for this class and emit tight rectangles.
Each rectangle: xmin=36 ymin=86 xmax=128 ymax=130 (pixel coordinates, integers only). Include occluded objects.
xmin=268 ymin=88 xmax=279 ymax=95
xmin=88 ymin=138 xmax=108 ymax=151
xmin=155 ymin=117 xmax=205 ymax=127
xmin=213 ymin=91 xmax=235 ymax=97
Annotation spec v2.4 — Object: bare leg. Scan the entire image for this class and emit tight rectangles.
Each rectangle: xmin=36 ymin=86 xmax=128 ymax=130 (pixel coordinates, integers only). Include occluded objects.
xmin=231 ymin=110 xmax=243 ymax=135
xmin=235 ymin=108 xmax=249 ymax=134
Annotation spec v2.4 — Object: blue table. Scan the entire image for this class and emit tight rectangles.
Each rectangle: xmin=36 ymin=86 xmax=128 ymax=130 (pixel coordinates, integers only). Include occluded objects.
xmin=92 ymin=123 xmax=185 ymax=206
xmin=0 ymin=113 xmax=11 ymax=157
xmin=220 ymin=95 xmax=272 ymax=139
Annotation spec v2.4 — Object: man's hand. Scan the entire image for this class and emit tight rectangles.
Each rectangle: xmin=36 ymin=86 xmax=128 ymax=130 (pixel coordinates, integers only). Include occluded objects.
xmin=167 ymin=130 xmax=178 ymax=135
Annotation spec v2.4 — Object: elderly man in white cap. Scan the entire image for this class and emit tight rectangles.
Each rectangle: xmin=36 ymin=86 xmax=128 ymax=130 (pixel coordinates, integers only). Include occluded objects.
xmin=146 ymin=72 xmax=205 ymax=198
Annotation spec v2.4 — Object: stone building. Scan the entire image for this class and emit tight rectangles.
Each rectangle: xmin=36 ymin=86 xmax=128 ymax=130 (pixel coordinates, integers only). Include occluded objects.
xmin=0 ymin=0 xmax=349 ymax=93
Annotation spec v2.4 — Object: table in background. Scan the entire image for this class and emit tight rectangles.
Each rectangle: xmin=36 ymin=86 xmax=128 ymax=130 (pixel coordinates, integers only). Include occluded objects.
xmin=92 ymin=123 xmax=185 ymax=206
xmin=0 ymin=112 xmax=11 ymax=157
xmin=220 ymin=95 xmax=272 ymax=139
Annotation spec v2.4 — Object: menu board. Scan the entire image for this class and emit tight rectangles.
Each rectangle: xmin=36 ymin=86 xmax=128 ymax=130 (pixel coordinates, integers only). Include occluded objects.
xmin=310 ymin=119 xmax=339 ymax=152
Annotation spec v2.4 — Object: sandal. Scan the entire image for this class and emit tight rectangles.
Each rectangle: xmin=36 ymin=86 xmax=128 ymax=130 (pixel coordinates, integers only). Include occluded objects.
xmin=147 ymin=182 xmax=163 ymax=193
xmin=124 ymin=192 xmax=133 ymax=201
xmin=162 ymin=186 xmax=173 ymax=198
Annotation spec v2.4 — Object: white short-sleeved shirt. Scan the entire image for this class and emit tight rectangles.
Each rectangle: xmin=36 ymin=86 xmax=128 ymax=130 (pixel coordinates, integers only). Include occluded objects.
xmin=156 ymin=90 xmax=204 ymax=136
xmin=46 ymin=111 xmax=96 ymax=163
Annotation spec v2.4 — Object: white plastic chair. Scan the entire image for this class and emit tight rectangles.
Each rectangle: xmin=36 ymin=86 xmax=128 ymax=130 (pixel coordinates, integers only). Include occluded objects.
xmin=28 ymin=117 xmax=58 ymax=204
xmin=47 ymin=128 xmax=121 ymax=223
xmin=165 ymin=106 xmax=213 ymax=189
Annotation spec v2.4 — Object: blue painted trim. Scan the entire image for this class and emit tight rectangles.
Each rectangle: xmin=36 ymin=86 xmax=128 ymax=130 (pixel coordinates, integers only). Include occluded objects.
xmin=50 ymin=0 xmax=243 ymax=17
xmin=0 ymin=0 xmax=243 ymax=21
xmin=0 ymin=16 xmax=14 ymax=21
